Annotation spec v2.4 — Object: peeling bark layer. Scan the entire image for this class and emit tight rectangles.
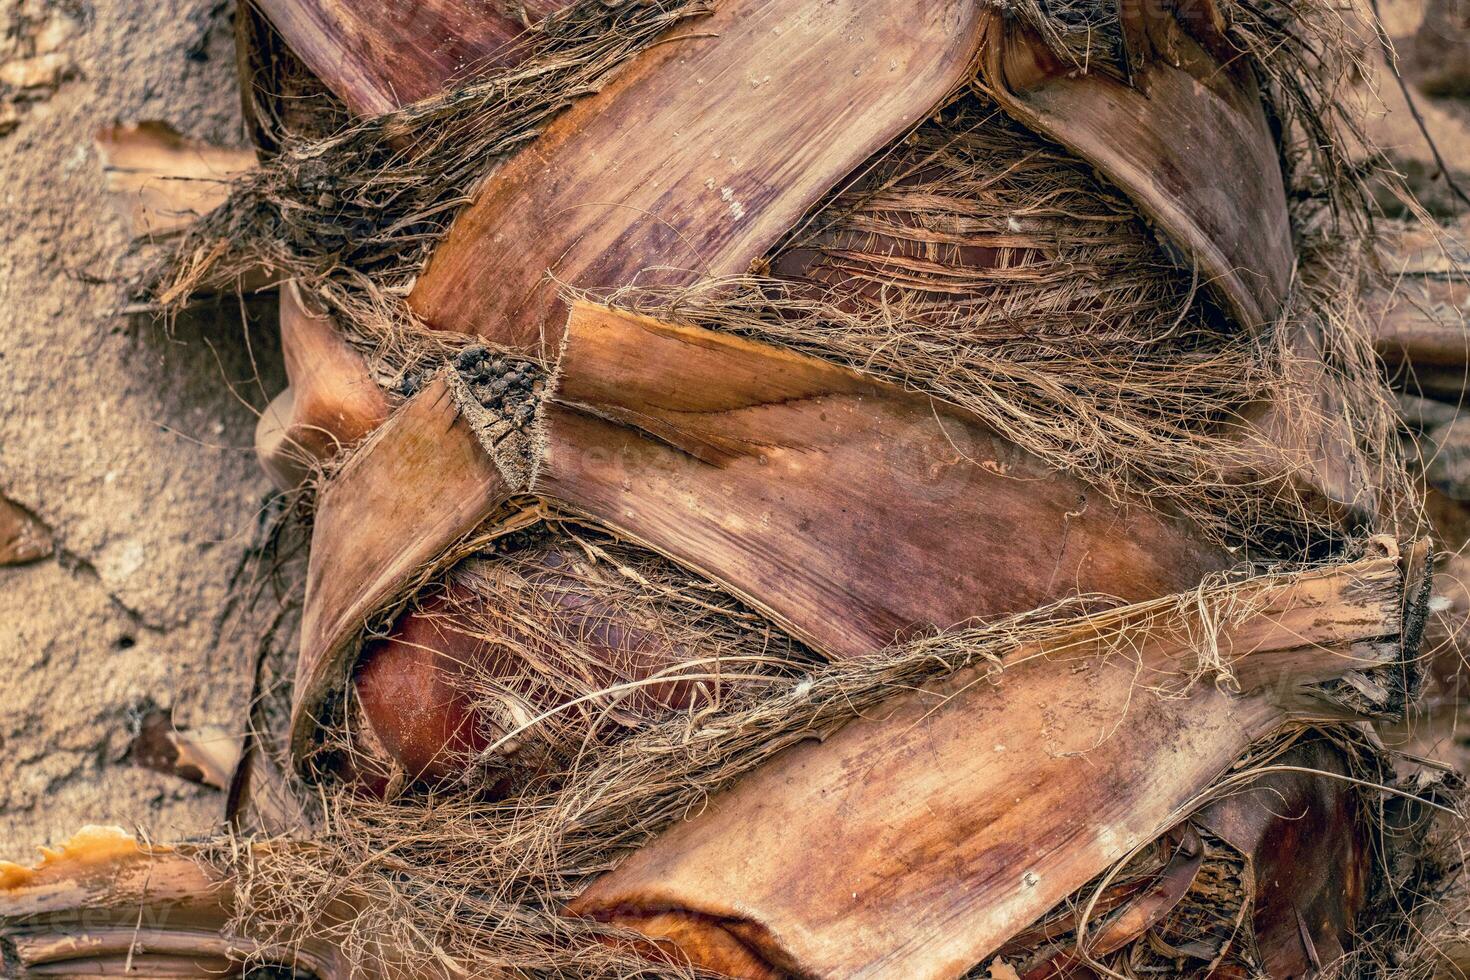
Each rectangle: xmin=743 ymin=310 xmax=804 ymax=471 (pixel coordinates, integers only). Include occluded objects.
xmin=408 ymin=0 xmax=987 ymax=352
xmin=255 ymin=281 xmax=391 ymax=489
xmin=569 ymin=550 xmax=1410 ymax=978
xmin=248 ymin=0 xmax=570 ymax=115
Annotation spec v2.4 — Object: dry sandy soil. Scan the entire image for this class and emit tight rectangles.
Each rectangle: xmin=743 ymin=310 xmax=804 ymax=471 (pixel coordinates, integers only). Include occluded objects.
xmin=0 ymin=0 xmax=1465 ymax=869
xmin=0 ymin=0 xmax=281 ymax=858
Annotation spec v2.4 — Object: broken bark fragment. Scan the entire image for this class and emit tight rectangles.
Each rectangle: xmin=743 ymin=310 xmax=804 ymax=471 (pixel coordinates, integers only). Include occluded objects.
xmin=569 ymin=548 xmax=1413 ymax=978
xmin=408 ymin=0 xmax=987 ymax=353
xmin=249 ymin=0 xmax=571 ymax=116
xmin=255 ymin=280 xmax=390 ymax=489
xmin=976 ymin=7 xmax=1291 ymax=331
xmin=975 ymin=8 xmax=1376 ymax=530
xmin=293 ymin=374 xmax=511 ymax=765
xmin=126 ymin=705 xmax=240 ymax=791
xmin=95 ymin=121 xmax=256 ymax=237
xmin=539 ymin=305 xmax=1230 ymax=655
xmin=996 ymin=739 xmax=1379 ymax=978
xmin=0 ymin=827 xmax=375 ymax=978
xmin=0 ymin=494 xmax=50 ymax=566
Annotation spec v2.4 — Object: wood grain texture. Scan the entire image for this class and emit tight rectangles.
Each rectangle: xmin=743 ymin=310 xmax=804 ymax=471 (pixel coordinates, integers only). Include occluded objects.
xmin=291 ymin=374 xmax=509 ymax=763
xmin=408 ymin=0 xmax=985 ymax=352
xmin=538 ymin=303 xmax=1230 ymax=657
xmin=977 ymin=9 xmax=1292 ymax=331
xmin=249 ymin=0 xmax=568 ymax=115
xmin=569 ymin=553 xmax=1407 ymax=978
xmin=0 ymin=828 xmax=354 ymax=978
xmin=256 ymin=281 xmax=391 ymax=490
xmin=998 ymin=740 xmax=1372 ymax=979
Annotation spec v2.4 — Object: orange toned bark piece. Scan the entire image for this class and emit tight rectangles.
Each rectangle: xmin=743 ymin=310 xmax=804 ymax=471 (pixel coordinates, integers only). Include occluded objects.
xmin=408 ymin=0 xmax=986 ymax=352
xmin=96 ymin=121 xmax=256 ymax=237
xmin=569 ymin=550 xmax=1410 ymax=978
xmin=976 ymin=8 xmax=1291 ymax=330
xmin=350 ymin=544 xmax=729 ymax=796
xmin=0 ymin=827 xmax=354 ymax=978
xmin=0 ymin=494 xmax=50 ymax=566
xmin=537 ymin=303 xmax=1230 ymax=657
xmin=250 ymin=0 xmax=570 ymax=116
xmin=349 ymin=586 xmax=492 ymax=793
xmin=255 ymin=280 xmax=391 ymax=489
xmin=292 ymin=373 xmax=510 ymax=763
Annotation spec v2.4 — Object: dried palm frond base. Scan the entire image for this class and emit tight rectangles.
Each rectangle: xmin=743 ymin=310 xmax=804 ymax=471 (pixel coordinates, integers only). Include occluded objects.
xmin=19 ymin=0 xmax=1466 ymax=976
xmin=2 ymin=545 xmax=1461 ymax=978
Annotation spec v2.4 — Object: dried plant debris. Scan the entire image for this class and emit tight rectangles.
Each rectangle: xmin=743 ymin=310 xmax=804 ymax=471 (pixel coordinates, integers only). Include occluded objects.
xmin=0 ymin=493 xmax=51 ymax=566
xmin=124 ymin=702 xmax=241 ymax=790
xmin=335 ymin=520 xmax=819 ymax=799
xmin=190 ymin=552 xmax=1441 ymax=978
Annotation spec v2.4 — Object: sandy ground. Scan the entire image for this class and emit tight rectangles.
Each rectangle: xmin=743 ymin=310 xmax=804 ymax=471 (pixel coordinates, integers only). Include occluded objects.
xmin=0 ymin=0 xmax=281 ymax=858
xmin=0 ymin=0 xmax=1465 ymax=874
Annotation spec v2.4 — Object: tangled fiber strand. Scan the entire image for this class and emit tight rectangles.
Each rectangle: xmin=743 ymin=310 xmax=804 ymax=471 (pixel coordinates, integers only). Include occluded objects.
xmin=332 ymin=521 xmax=819 ymax=799
xmin=145 ymin=0 xmax=711 ymax=313
xmin=767 ymin=98 xmax=1219 ymax=346
xmin=589 ymin=266 xmax=1378 ymax=561
xmin=221 ymin=555 xmax=1433 ymax=978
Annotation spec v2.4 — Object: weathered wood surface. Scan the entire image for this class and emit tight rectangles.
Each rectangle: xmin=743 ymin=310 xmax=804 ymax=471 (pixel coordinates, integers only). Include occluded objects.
xmin=290 ymin=305 xmax=1229 ymax=759
xmin=292 ymin=375 xmax=510 ymax=764
xmin=1374 ymin=276 xmax=1470 ymax=401
xmin=980 ymin=10 xmax=1379 ymax=527
xmin=0 ymin=827 xmax=351 ymax=978
xmin=249 ymin=0 xmax=569 ymax=116
xmin=1224 ymin=319 xmax=1380 ymax=524
xmin=569 ymin=551 xmax=1409 ymax=978
xmin=408 ymin=0 xmax=986 ymax=352
xmin=976 ymin=8 xmax=1291 ymax=331
xmin=255 ymin=281 xmax=391 ymax=489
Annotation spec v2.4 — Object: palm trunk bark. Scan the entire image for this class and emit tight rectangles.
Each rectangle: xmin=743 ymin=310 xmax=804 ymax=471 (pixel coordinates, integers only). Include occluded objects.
xmin=5 ymin=1 xmax=1459 ymax=977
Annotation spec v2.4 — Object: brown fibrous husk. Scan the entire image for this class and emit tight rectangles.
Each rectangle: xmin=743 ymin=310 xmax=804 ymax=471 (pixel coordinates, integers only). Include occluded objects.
xmin=132 ymin=0 xmax=1464 ymax=975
